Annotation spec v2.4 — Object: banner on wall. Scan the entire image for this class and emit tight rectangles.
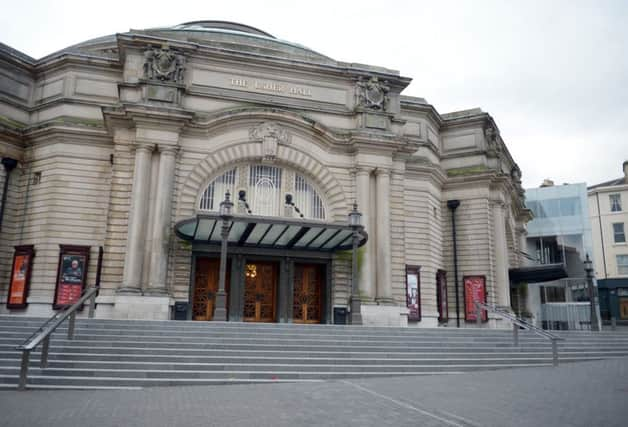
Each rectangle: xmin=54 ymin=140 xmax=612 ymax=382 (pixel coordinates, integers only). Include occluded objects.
xmin=53 ymin=245 xmax=90 ymax=309
xmin=464 ymin=275 xmax=487 ymax=322
xmin=406 ymin=266 xmax=421 ymax=321
xmin=7 ymin=245 xmax=35 ymax=309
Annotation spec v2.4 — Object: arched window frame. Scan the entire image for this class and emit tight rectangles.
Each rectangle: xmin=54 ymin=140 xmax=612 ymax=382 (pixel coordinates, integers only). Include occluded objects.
xmin=197 ymin=164 xmax=327 ymax=220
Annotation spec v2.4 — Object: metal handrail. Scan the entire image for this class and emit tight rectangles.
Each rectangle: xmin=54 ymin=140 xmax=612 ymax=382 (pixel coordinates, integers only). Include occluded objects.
xmin=16 ymin=286 xmax=98 ymax=390
xmin=475 ymin=302 xmax=564 ymax=367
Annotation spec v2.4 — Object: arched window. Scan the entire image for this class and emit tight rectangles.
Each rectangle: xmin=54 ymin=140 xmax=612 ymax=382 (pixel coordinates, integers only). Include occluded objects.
xmin=198 ymin=165 xmax=326 ymax=220
xmin=294 ymin=174 xmax=325 ymax=220
xmin=199 ymin=168 xmax=237 ymax=211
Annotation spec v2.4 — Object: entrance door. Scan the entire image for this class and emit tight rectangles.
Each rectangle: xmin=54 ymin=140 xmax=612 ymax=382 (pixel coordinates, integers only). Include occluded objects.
xmin=243 ymin=262 xmax=277 ymax=322
xmin=192 ymin=258 xmax=229 ymax=321
xmin=293 ymin=264 xmax=323 ymax=324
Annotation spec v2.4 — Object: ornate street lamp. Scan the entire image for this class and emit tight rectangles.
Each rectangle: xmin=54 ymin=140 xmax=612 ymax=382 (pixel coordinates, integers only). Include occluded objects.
xmin=349 ymin=202 xmax=363 ymax=325
xmin=584 ymin=254 xmax=600 ymax=331
xmin=214 ymin=191 xmax=233 ymax=321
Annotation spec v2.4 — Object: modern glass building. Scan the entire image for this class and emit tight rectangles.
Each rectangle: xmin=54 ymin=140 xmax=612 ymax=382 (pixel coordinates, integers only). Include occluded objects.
xmin=520 ymin=182 xmax=595 ymax=328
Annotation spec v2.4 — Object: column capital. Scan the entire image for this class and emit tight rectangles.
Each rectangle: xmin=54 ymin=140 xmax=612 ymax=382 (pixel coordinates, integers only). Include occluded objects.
xmin=158 ymin=145 xmax=180 ymax=156
xmin=133 ymin=143 xmax=155 ymax=153
xmin=374 ymin=167 xmax=391 ymax=177
xmin=354 ymin=166 xmax=374 ymax=176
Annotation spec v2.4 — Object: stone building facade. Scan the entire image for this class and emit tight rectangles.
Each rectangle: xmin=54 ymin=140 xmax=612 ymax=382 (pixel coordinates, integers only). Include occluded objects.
xmin=589 ymin=161 xmax=628 ymax=323
xmin=0 ymin=21 xmax=531 ymax=327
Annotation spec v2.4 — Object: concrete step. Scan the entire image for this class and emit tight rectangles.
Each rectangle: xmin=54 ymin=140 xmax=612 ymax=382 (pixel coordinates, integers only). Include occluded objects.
xmin=2 ymin=316 xmax=626 ymax=389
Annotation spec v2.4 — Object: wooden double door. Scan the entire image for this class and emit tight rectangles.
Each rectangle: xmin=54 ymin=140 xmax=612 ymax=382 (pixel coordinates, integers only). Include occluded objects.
xmin=243 ymin=262 xmax=277 ymax=322
xmin=293 ymin=263 xmax=323 ymax=324
xmin=193 ymin=258 xmax=324 ymax=323
xmin=192 ymin=258 xmax=229 ymax=321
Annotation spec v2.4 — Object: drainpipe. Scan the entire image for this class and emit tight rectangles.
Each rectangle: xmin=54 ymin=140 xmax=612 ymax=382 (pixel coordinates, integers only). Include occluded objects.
xmin=447 ymin=199 xmax=461 ymax=327
xmin=0 ymin=157 xmax=18 ymax=233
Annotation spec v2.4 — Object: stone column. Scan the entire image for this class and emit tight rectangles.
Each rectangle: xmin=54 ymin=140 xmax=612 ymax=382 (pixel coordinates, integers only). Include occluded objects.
xmin=492 ymin=201 xmax=510 ymax=307
xmin=119 ymin=143 xmax=154 ymax=294
xmin=146 ymin=145 xmax=178 ymax=295
xmin=375 ymin=168 xmax=393 ymax=302
xmin=355 ymin=167 xmax=374 ymax=300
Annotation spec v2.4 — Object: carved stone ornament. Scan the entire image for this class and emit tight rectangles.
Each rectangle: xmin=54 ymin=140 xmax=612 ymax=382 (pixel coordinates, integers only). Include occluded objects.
xmin=249 ymin=122 xmax=291 ymax=162
xmin=484 ymin=126 xmax=500 ymax=149
xmin=356 ymin=76 xmax=390 ymax=111
xmin=143 ymin=47 xmax=185 ymax=83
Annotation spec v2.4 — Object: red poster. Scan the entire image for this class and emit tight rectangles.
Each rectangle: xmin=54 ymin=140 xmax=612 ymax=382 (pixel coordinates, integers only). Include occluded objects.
xmin=464 ymin=275 xmax=487 ymax=322
xmin=7 ymin=246 xmax=35 ymax=309
xmin=53 ymin=245 xmax=90 ymax=309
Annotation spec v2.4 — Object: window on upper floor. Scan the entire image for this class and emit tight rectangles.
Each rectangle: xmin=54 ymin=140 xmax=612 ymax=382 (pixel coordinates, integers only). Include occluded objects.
xmin=198 ymin=165 xmax=326 ymax=220
xmin=610 ymin=194 xmax=622 ymax=212
xmin=617 ymin=255 xmax=628 ymax=275
xmin=613 ymin=223 xmax=626 ymax=243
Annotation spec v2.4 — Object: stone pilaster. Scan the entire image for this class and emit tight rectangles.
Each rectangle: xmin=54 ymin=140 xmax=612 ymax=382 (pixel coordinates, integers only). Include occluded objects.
xmin=375 ymin=168 xmax=393 ymax=302
xmin=355 ymin=167 xmax=375 ymax=301
xmin=146 ymin=145 xmax=178 ymax=295
xmin=492 ymin=201 xmax=510 ymax=307
xmin=119 ymin=143 xmax=154 ymax=294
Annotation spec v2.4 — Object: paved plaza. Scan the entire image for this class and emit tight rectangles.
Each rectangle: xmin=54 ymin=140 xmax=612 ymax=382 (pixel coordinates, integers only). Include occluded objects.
xmin=1 ymin=357 xmax=627 ymax=427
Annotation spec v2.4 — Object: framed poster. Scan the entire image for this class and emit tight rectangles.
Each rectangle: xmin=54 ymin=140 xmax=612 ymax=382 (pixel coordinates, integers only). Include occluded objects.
xmin=405 ymin=265 xmax=421 ymax=321
xmin=7 ymin=245 xmax=35 ymax=309
xmin=53 ymin=245 xmax=90 ymax=309
xmin=464 ymin=275 xmax=487 ymax=322
xmin=436 ymin=270 xmax=448 ymax=322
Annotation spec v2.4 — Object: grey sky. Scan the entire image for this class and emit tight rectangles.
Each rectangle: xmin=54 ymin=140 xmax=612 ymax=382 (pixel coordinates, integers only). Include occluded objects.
xmin=2 ymin=0 xmax=626 ymax=189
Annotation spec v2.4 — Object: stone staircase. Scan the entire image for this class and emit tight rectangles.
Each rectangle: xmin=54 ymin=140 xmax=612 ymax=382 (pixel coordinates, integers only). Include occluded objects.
xmin=1 ymin=316 xmax=627 ymax=389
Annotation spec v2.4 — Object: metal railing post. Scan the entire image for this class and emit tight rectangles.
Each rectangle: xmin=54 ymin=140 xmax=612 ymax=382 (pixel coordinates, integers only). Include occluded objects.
xmin=18 ymin=350 xmax=30 ymax=390
xmin=67 ymin=311 xmax=76 ymax=340
xmin=513 ymin=323 xmax=519 ymax=347
xmin=611 ymin=317 xmax=616 ymax=331
xmin=40 ymin=336 xmax=50 ymax=368
xmin=476 ymin=304 xmax=482 ymax=327
xmin=88 ymin=289 xmax=96 ymax=319
xmin=552 ymin=339 xmax=559 ymax=367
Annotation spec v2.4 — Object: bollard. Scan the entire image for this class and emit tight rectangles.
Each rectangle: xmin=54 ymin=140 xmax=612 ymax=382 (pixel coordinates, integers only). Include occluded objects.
xmin=551 ymin=339 xmax=559 ymax=367
xmin=611 ymin=317 xmax=617 ymax=331
xmin=40 ymin=336 xmax=50 ymax=368
xmin=67 ymin=311 xmax=76 ymax=340
xmin=476 ymin=304 xmax=482 ymax=327
xmin=513 ymin=323 xmax=519 ymax=347
xmin=18 ymin=349 xmax=30 ymax=390
xmin=88 ymin=290 xmax=96 ymax=319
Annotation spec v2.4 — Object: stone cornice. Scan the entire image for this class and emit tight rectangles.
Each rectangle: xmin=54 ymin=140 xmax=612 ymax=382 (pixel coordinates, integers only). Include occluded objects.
xmin=404 ymin=159 xmax=448 ymax=187
xmin=399 ymin=97 xmax=443 ymax=129
xmin=116 ymin=33 xmax=412 ymax=91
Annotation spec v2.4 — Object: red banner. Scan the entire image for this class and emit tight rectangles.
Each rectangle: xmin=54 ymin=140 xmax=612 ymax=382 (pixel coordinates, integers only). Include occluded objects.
xmin=7 ymin=246 xmax=35 ymax=309
xmin=464 ymin=275 xmax=487 ymax=322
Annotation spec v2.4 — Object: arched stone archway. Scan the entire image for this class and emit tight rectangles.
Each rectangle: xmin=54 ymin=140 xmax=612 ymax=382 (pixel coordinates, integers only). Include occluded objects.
xmin=177 ymin=138 xmax=350 ymax=222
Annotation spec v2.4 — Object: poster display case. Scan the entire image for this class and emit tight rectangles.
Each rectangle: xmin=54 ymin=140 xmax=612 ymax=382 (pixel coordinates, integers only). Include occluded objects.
xmin=464 ymin=275 xmax=487 ymax=322
xmin=53 ymin=245 xmax=90 ymax=309
xmin=7 ymin=245 xmax=35 ymax=309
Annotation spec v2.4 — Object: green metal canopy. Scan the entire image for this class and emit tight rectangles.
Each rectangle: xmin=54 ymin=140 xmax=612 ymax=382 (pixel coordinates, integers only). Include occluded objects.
xmin=175 ymin=213 xmax=367 ymax=252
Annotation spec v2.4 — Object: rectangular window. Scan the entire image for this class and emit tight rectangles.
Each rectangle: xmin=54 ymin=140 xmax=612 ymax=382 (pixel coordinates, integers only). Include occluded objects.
xmin=610 ymin=194 xmax=622 ymax=212
xmin=613 ymin=223 xmax=626 ymax=243
xmin=618 ymin=255 xmax=628 ymax=275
